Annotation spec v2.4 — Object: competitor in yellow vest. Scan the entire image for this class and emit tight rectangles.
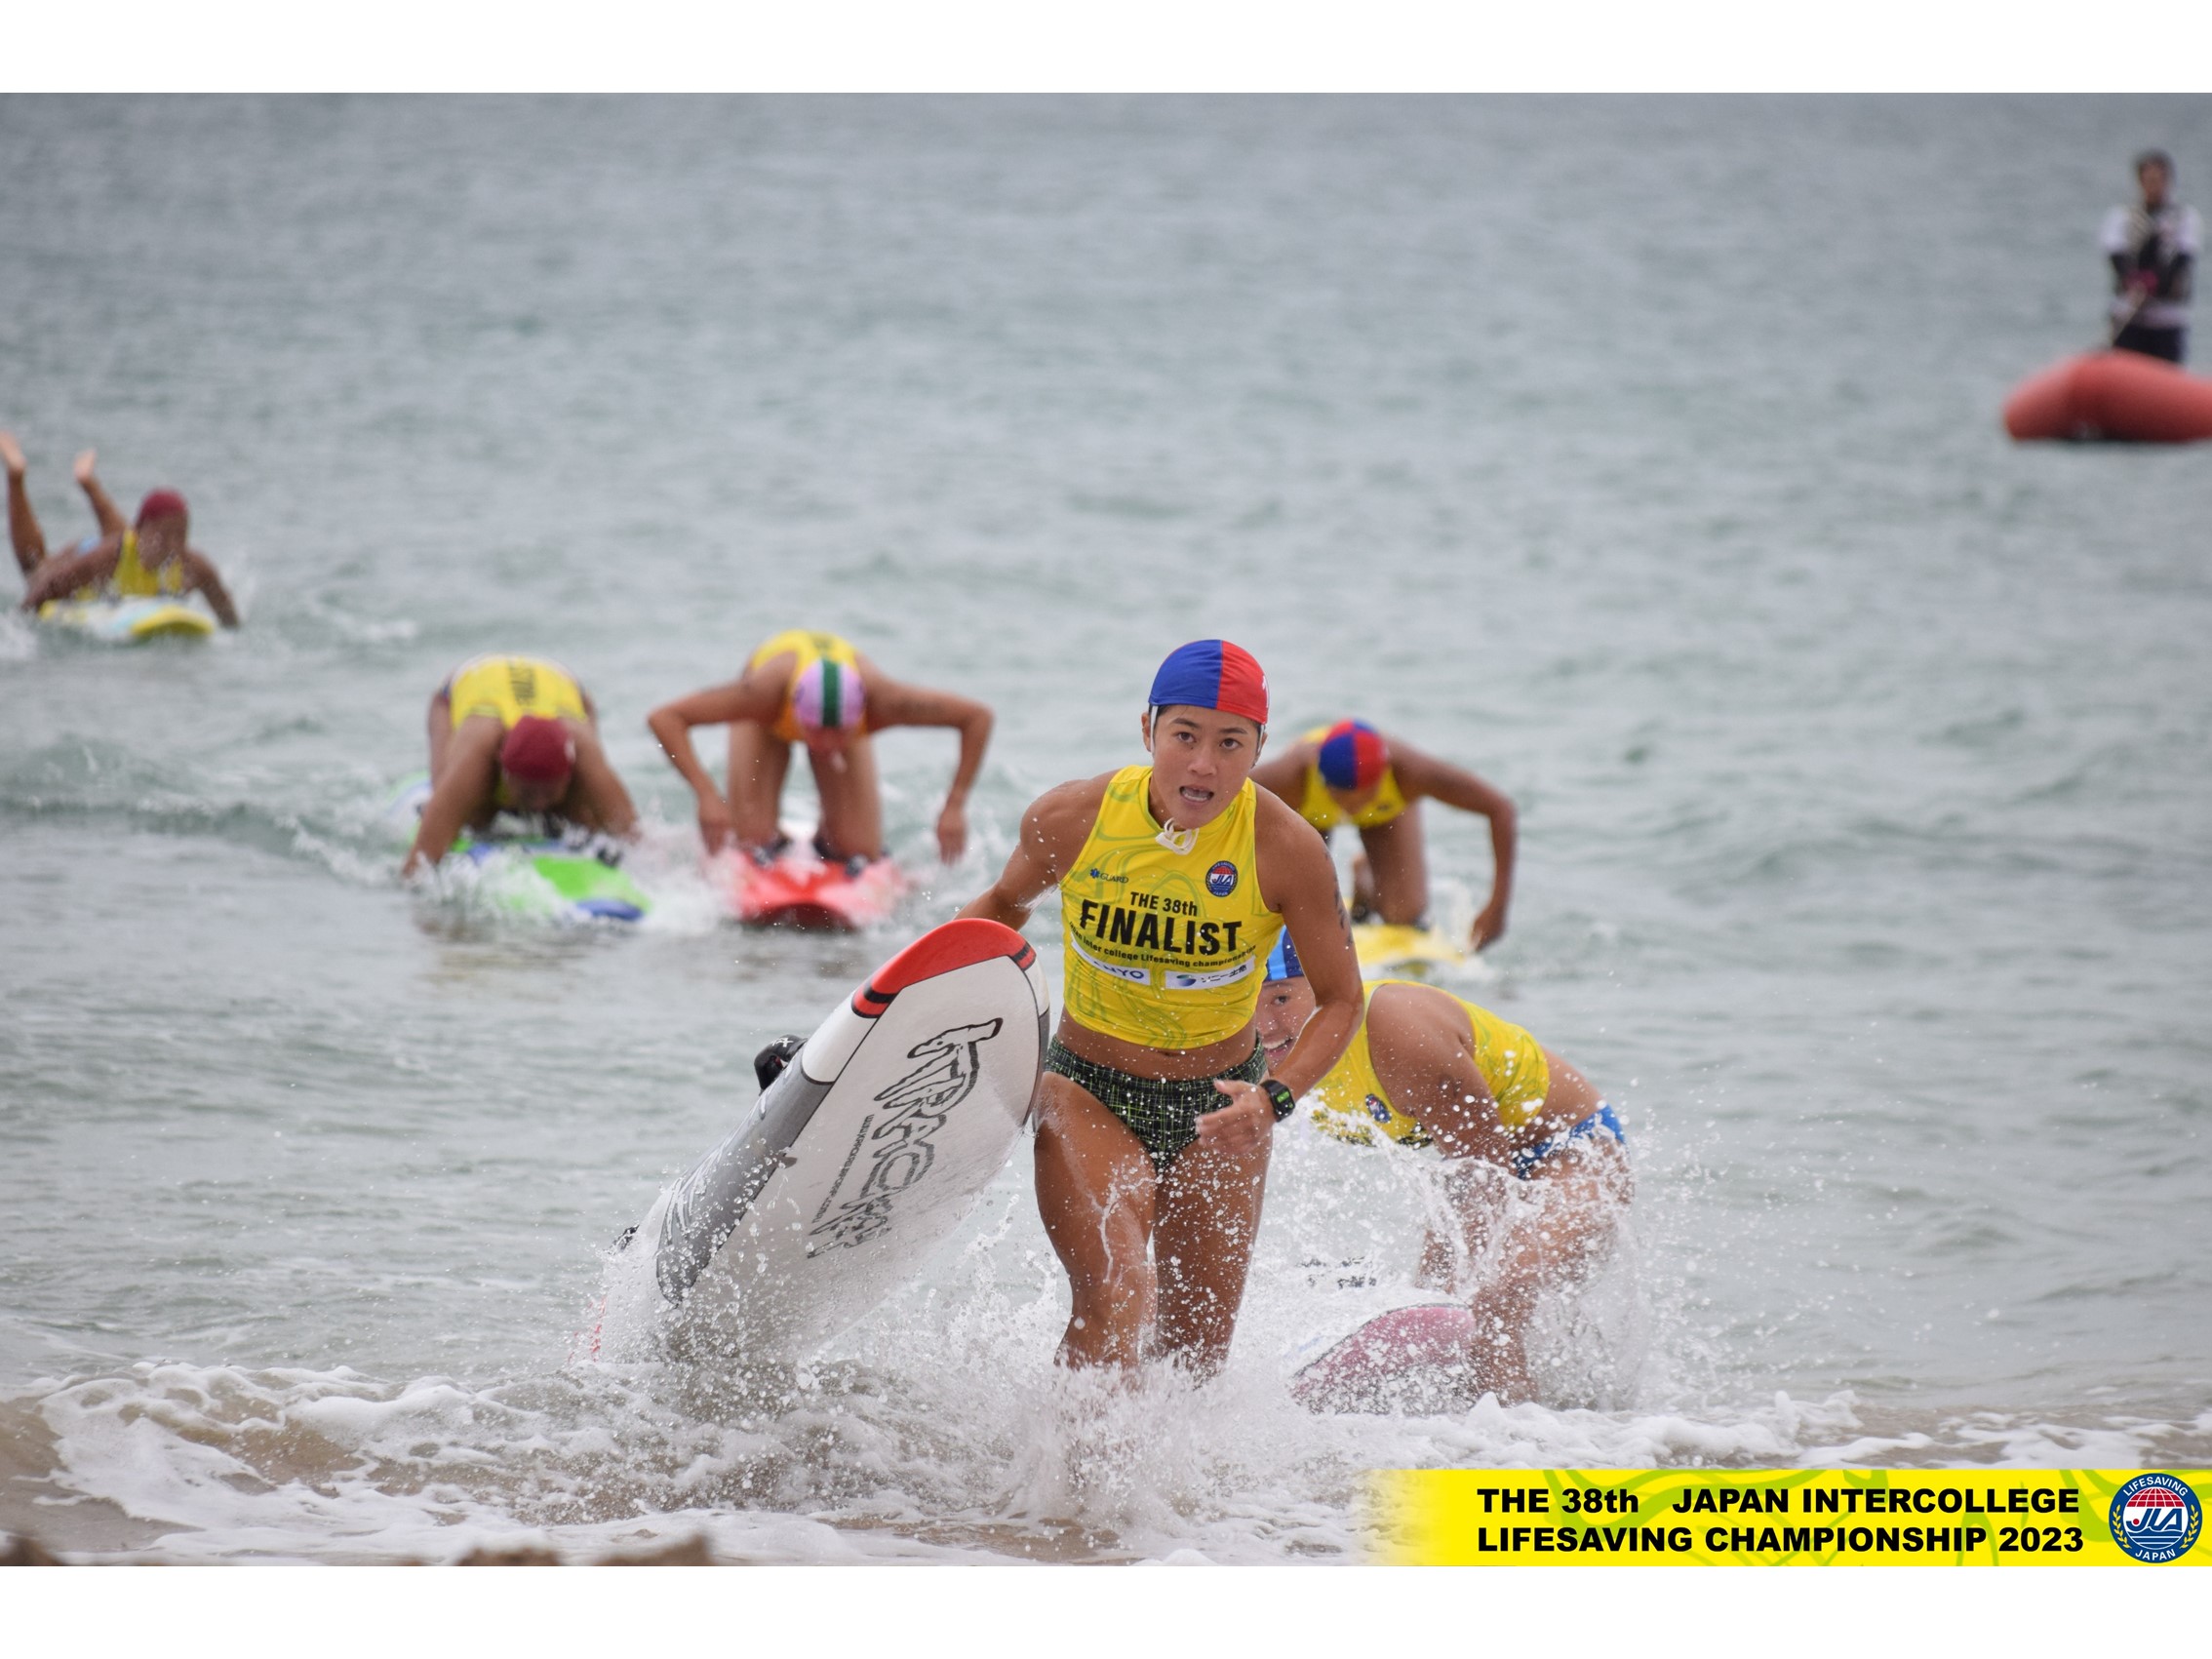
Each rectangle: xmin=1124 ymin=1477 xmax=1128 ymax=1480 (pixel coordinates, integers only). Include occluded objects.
xmin=5 ymin=435 xmax=239 ymax=626
xmin=1249 ymin=720 xmax=1516 ymax=949
xmin=958 ymin=640 xmax=1363 ymax=1377
xmin=1254 ymin=936 xmax=1630 ymax=1404
xmin=648 ymin=629 xmax=993 ymax=865
xmin=402 ymin=654 xmax=640 ymax=874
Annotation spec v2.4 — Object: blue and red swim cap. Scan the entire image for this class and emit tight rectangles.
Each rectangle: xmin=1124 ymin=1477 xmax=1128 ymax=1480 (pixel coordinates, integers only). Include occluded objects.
xmin=1316 ymin=719 xmax=1388 ymax=792
xmin=1149 ymin=640 xmax=1269 ymax=727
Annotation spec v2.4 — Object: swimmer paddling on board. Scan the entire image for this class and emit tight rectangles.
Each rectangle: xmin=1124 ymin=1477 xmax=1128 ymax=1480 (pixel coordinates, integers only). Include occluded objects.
xmin=958 ymin=640 xmax=1362 ymax=1376
xmin=5 ymin=433 xmax=239 ymax=626
xmin=403 ymin=653 xmax=640 ymax=874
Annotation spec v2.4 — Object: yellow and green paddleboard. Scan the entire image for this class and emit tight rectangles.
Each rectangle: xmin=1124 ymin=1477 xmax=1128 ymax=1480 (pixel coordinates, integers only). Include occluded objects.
xmin=37 ymin=596 xmax=217 ymax=643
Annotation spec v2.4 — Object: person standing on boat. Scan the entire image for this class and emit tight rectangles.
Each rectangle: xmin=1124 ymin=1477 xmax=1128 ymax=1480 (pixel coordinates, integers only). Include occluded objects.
xmin=1248 ymin=720 xmax=1517 ymax=950
xmin=2104 ymin=149 xmax=2200 ymax=364
xmin=648 ymin=630 xmax=993 ymax=867
xmin=3 ymin=434 xmax=240 ymax=626
xmin=957 ymin=641 xmax=1363 ymax=1377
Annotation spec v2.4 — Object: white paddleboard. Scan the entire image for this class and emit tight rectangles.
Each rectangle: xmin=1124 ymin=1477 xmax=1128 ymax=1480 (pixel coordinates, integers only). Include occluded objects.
xmin=593 ymin=917 xmax=1049 ymax=1365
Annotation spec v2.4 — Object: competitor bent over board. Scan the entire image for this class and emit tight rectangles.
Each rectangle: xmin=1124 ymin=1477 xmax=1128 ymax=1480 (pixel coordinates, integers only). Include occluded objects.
xmin=1255 ymin=941 xmax=1631 ymax=1406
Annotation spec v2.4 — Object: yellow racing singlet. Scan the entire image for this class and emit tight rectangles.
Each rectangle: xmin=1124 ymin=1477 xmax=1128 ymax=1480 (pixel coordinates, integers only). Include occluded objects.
xmin=78 ymin=531 xmax=186 ymax=601
xmin=445 ymin=654 xmax=587 ymax=731
xmin=1059 ymin=765 xmax=1284 ymax=1050
xmin=1311 ymin=981 xmax=1550 ymax=1148
xmin=1297 ymin=723 xmax=1409 ymax=831
xmin=747 ymin=629 xmax=863 ymax=741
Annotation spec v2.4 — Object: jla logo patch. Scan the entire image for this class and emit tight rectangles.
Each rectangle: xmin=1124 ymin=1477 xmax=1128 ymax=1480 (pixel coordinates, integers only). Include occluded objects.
xmin=2111 ymin=1473 xmax=2200 ymax=1563
xmin=809 ymin=1019 xmax=1003 ymax=1250
xmin=1205 ymin=859 xmax=1238 ymax=897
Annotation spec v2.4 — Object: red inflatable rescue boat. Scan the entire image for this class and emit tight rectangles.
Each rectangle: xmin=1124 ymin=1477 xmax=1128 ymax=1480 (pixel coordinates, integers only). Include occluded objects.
xmin=2003 ymin=350 xmax=2212 ymax=444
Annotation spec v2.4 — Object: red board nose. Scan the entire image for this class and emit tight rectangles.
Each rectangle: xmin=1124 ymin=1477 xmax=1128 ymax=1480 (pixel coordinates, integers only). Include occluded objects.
xmin=853 ymin=918 xmax=1037 ymax=1017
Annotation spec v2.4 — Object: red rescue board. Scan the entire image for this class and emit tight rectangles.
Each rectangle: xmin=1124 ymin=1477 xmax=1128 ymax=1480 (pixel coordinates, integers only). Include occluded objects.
xmin=718 ymin=847 xmax=910 ymax=931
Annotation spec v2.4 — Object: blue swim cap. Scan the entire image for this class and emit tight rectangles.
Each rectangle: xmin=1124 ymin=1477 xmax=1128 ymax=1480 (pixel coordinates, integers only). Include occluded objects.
xmin=1265 ymin=931 xmax=1304 ymax=982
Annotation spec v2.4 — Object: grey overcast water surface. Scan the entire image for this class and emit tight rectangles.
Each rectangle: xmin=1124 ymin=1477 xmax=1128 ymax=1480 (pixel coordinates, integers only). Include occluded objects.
xmin=1 ymin=97 xmax=2208 ymax=1561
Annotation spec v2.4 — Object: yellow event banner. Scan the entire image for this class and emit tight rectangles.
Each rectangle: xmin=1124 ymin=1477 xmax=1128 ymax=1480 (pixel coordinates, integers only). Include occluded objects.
xmin=1372 ymin=1468 xmax=2208 ymax=1565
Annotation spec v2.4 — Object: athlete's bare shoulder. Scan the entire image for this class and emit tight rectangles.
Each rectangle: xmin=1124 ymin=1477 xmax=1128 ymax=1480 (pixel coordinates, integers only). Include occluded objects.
xmin=1027 ymin=771 xmax=1115 ymax=837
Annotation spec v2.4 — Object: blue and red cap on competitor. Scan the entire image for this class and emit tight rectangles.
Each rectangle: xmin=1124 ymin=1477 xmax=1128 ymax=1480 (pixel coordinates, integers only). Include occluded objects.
xmin=1148 ymin=640 xmax=1269 ymax=727
xmin=1316 ymin=719 xmax=1388 ymax=793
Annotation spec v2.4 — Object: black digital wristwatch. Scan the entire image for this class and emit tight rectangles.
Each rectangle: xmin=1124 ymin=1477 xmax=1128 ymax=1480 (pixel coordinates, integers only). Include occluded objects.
xmin=1261 ymin=1078 xmax=1297 ymax=1122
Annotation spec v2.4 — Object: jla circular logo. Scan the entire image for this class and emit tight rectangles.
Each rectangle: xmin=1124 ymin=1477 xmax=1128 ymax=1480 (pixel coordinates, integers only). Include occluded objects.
xmin=2111 ymin=1473 xmax=2201 ymax=1562
xmin=1205 ymin=860 xmax=1238 ymax=897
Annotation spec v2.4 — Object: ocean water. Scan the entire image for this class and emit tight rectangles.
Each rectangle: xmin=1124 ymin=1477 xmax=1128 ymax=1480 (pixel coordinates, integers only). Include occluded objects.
xmin=2 ymin=95 xmax=2208 ymax=1563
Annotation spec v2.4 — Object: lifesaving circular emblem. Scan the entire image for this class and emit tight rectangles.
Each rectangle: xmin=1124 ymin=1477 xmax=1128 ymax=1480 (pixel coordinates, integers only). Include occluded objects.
xmin=2110 ymin=1473 xmax=2201 ymax=1562
xmin=1205 ymin=860 xmax=1238 ymax=897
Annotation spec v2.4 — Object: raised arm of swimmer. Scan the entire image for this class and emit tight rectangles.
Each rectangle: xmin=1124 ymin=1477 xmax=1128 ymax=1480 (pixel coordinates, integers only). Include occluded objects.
xmin=73 ymin=451 xmax=127 ymax=539
xmin=1391 ymin=741 xmax=1518 ymax=949
xmin=859 ymin=665 xmax=993 ymax=862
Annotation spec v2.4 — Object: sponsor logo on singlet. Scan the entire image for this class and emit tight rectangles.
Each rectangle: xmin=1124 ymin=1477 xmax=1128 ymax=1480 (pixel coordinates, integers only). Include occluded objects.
xmin=1206 ymin=859 xmax=1239 ymax=896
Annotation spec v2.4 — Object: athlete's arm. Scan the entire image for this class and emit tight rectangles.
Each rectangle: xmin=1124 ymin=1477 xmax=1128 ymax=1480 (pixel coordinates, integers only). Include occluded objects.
xmin=73 ymin=452 xmax=127 ymax=539
xmin=404 ymin=720 xmax=501 ymax=875
xmin=646 ymin=678 xmax=782 ymax=852
xmin=1253 ymin=795 xmax=1362 ymax=1099
xmin=862 ymin=667 xmax=995 ymax=862
xmin=566 ymin=729 xmax=639 ymax=840
xmin=955 ymin=777 xmax=1100 ymax=931
xmin=1394 ymin=741 xmax=1518 ymax=950
xmin=1201 ymin=795 xmax=1363 ymax=1155
xmin=19 ymin=542 xmax=117 ymax=612
xmin=182 ymin=552 xmax=241 ymax=628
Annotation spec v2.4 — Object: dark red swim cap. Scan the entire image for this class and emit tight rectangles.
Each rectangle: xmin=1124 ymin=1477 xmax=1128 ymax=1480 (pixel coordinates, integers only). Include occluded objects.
xmin=136 ymin=490 xmax=188 ymax=527
xmin=500 ymin=716 xmax=576 ymax=783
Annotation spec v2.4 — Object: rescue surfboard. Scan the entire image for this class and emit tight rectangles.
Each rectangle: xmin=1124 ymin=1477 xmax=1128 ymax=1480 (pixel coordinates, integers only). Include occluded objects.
xmin=1354 ymin=922 xmax=1468 ymax=975
xmin=717 ymin=840 xmax=909 ymax=931
xmin=592 ymin=917 xmax=1049 ymax=1365
xmin=36 ymin=596 xmax=217 ymax=643
xmin=380 ymin=774 xmax=651 ymax=924
xmin=1288 ymin=1298 xmax=1481 ymax=1414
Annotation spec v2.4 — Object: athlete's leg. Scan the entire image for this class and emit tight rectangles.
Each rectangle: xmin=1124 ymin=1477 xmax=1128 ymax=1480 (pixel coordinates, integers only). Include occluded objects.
xmin=1461 ymin=1138 xmax=1630 ymax=1402
xmin=810 ymin=731 xmax=886 ymax=861
xmin=1151 ymin=1126 xmax=1272 ymax=1378
xmin=2 ymin=432 xmax=49 ymax=579
xmin=1033 ymin=1072 xmax=1160 ymax=1368
xmin=1359 ymin=808 xmax=1431 ymax=927
xmin=725 ymin=725 xmax=793 ymax=849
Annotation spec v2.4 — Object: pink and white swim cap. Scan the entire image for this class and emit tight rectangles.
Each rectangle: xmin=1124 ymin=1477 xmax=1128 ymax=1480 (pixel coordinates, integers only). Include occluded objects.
xmin=793 ymin=657 xmax=865 ymax=731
